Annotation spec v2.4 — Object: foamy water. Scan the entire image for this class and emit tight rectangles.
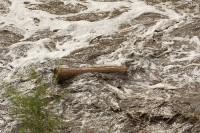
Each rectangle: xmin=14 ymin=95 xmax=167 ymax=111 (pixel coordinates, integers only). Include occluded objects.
xmin=0 ymin=0 xmax=183 ymax=70
xmin=1 ymin=0 xmax=200 ymax=132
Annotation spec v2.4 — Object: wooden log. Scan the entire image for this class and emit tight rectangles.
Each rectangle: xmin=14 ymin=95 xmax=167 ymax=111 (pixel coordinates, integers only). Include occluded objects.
xmin=54 ymin=66 xmax=128 ymax=83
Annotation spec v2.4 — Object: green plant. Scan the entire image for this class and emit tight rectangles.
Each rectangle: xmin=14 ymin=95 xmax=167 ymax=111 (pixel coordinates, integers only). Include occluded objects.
xmin=6 ymin=69 xmax=64 ymax=133
xmin=29 ymin=66 xmax=38 ymax=79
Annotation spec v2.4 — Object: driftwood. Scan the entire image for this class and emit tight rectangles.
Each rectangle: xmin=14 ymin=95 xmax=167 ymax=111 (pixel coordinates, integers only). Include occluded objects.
xmin=54 ymin=66 xmax=128 ymax=83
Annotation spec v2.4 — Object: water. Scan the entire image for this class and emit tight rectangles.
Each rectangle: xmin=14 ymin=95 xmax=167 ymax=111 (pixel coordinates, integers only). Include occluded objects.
xmin=1 ymin=0 xmax=200 ymax=132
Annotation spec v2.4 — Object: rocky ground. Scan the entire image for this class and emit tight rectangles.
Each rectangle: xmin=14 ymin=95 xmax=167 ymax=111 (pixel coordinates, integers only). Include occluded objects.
xmin=1 ymin=0 xmax=200 ymax=132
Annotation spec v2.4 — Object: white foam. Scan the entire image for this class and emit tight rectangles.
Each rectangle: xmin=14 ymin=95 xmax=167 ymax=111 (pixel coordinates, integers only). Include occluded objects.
xmin=0 ymin=0 xmax=157 ymax=69
xmin=0 ymin=0 xmax=198 ymax=85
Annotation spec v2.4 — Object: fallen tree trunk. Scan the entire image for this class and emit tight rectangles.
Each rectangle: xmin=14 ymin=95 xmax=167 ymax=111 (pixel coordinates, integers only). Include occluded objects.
xmin=54 ymin=66 xmax=128 ymax=83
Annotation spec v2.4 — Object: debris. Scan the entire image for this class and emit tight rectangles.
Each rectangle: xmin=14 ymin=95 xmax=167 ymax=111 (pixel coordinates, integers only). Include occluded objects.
xmin=54 ymin=66 xmax=127 ymax=83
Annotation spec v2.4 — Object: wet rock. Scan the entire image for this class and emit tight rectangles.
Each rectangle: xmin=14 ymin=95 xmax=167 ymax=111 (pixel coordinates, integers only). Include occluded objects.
xmin=61 ymin=32 xmax=128 ymax=66
xmin=92 ymin=0 xmax=122 ymax=2
xmin=58 ymin=11 xmax=110 ymax=22
xmin=109 ymin=8 xmax=128 ymax=19
xmin=0 ymin=30 xmax=23 ymax=47
xmin=59 ymin=8 xmax=128 ymax=22
xmin=0 ymin=48 xmax=9 ymax=58
xmin=0 ymin=0 xmax=11 ymax=14
xmin=144 ymin=0 xmax=179 ymax=5
xmin=53 ymin=34 xmax=73 ymax=43
xmin=27 ymin=1 xmax=88 ymax=15
xmin=132 ymin=12 xmax=168 ymax=27
xmin=25 ymin=29 xmax=54 ymax=42
xmin=9 ymin=43 xmax=31 ymax=58
xmin=33 ymin=17 xmax=40 ymax=24
xmin=170 ymin=19 xmax=200 ymax=37
xmin=43 ymin=41 xmax=57 ymax=51
xmin=144 ymin=0 xmax=200 ymax=14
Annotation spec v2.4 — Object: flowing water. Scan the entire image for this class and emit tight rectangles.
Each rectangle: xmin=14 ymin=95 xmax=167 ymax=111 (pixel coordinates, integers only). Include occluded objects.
xmin=1 ymin=0 xmax=200 ymax=132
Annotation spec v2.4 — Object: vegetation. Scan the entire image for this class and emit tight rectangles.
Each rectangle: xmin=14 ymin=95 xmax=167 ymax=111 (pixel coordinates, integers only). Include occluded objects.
xmin=5 ymin=68 xmax=64 ymax=133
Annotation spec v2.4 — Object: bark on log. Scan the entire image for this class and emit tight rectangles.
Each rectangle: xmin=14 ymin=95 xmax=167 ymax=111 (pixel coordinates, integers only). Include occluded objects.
xmin=54 ymin=66 xmax=128 ymax=83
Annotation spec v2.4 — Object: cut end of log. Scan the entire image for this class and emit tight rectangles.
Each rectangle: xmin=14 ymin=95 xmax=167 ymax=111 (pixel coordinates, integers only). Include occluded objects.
xmin=53 ymin=66 xmax=128 ymax=83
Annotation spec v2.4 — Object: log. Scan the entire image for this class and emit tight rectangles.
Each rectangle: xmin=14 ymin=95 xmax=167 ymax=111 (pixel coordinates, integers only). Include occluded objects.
xmin=54 ymin=66 xmax=128 ymax=83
